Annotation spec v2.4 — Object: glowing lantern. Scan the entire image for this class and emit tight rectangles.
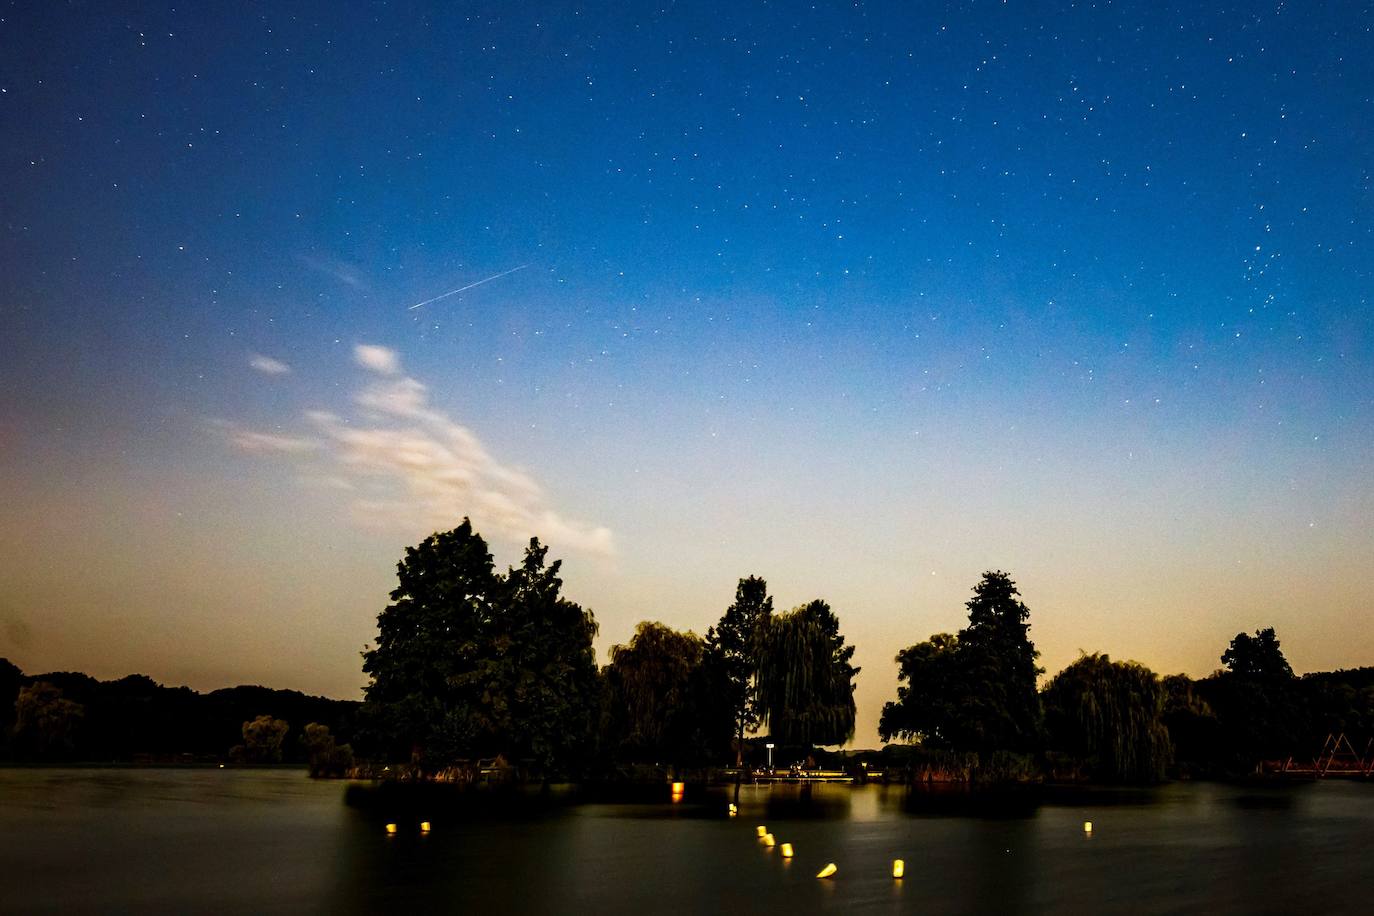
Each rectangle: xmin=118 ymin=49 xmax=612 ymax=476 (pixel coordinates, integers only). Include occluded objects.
xmin=1083 ymin=821 xmax=1093 ymax=834
xmin=420 ymin=821 xmax=431 ymax=833
xmin=756 ymin=825 xmax=768 ymax=837
xmin=385 ymin=823 xmax=398 ymax=835
xmin=892 ymin=859 xmax=905 ymax=879
xmin=816 ymin=863 xmax=838 ymax=879
xmin=671 ymin=781 xmax=685 ymax=794
xmin=763 ymin=833 xmax=776 ymax=847
xmin=780 ymin=843 xmax=794 ymax=858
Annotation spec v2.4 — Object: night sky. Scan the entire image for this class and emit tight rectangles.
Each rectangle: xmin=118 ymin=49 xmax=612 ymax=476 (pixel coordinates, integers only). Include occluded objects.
xmin=2 ymin=1 xmax=1371 ymax=743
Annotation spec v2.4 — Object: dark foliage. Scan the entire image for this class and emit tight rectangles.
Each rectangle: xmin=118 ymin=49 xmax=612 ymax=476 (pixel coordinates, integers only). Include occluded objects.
xmin=704 ymin=576 xmax=773 ymax=764
xmin=0 ymin=660 xmax=357 ymax=763
xmin=601 ymin=621 xmax=731 ymax=768
xmin=1042 ymin=653 xmax=1172 ymax=783
xmin=361 ymin=520 xmax=600 ymax=775
xmin=755 ymin=599 xmax=859 ymax=748
xmin=880 ymin=571 xmax=1043 ymax=755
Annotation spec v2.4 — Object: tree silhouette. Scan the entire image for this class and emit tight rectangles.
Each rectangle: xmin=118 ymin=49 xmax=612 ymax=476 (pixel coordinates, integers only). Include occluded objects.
xmin=704 ymin=576 xmax=773 ymax=764
xmin=879 ymin=632 xmax=962 ymax=746
xmin=1221 ymin=628 xmax=1294 ymax=681
xmin=601 ymin=623 xmax=714 ymax=769
xmin=880 ymin=571 xmax=1042 ymax=754
xmin=756 ymin=600 xmax=858 ymax=748
xmin=361 ymin=520 xmax=599 ymax=774
xmin=1043 ymin=653 xmax=1172 ymax=783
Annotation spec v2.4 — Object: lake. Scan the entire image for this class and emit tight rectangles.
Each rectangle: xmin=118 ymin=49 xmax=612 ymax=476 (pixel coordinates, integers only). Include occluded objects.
xmin=2 ymin=768 xmax=1372 ymax=914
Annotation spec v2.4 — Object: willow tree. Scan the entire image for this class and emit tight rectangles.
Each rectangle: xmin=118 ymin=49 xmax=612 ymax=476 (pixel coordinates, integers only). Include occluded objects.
xmin=603 ymin=621 xmax=722 ymax=767
xmin=1042 ymin=653 xmax=1173 ymax=783
xmin=756 ymin=600 xmax=859 ymax=748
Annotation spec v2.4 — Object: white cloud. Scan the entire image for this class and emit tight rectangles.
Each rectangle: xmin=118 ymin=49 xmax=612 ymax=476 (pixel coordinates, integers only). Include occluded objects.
xmin=226 ymin=346 xmax=614 ymax=557
xmin=354 ymin=344 xmax=400 ymax=376
xmin=249 ymin=354 xmax=291 ymax=375
xmin=229 ymin=430 xmax=320 ymax=454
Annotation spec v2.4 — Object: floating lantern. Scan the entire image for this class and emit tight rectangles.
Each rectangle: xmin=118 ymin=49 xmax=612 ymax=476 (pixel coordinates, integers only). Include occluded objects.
xmin=385 ymin=823 xmax=398 ymax=835
xmin=780 ymin=843 xmax=794 ymax=858
xmin=756 ymin=825 xmax=768 ymax=837
xmin=816 ymin=863 xmax=838 ymax=879
xmin=420 ymin=821 xmax=431 ymax=833
xmin=1083 ymin=821 xmax=1093 ymax=834
xmin=763 ymin=833 xmax=776 ymax=847
xmin=671 ymin=781 xmax=685 ymax=794
xmin=892 ymin=859 xmax=905 ymax=879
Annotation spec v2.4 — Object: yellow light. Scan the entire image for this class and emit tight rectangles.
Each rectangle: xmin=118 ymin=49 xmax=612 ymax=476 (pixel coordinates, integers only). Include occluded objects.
xmin=780 ymin=843 xmax=794 ymax=858
xmin=756 ymin=825 xmax=767 ymax=837
xmin=763 ymin=833 xmax=776 ymax=847
xmin=385 ymin=823 xmax=397 ymax=835
xmin=728 ymin=803 xmax=738 ymax=814
xmin=816 ymin=863 xmax=837 ymax=879
xmin=1083 ymin=821 xmax=1093 ymax=834
xmin=671 ymin=781 xmax=685 ymax=794
xmin=420 ymin=821 xmax=431 ymax=833
xmin=892 ymin=859 xmax=905 ymax=879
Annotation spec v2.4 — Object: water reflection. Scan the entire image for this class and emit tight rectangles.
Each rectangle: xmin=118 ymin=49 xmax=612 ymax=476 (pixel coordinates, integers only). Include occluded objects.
xmin=2 ymin=770 xmax=1372 ymax=914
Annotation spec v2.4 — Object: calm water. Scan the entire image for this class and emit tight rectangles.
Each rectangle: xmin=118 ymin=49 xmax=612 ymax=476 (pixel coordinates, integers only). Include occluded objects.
xmin=2 ymin=769 xmax=1373 ymax=914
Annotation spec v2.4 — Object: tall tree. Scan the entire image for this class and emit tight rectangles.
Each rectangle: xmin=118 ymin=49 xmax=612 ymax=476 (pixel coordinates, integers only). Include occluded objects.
xmin=362 ymin=519 xmax=499 ymax=768
xmin=361 ymin=520 xmax=600 ymax=775
xmin=487 ymin=540 xmax=601 ymax=772
xmin=880 ymin=571 xmax=1043 ymax=754
xmin=1042 ymin=653 xmax=1173 ymax=783
xmin=1200 ymin=626 xmax=1303 ymax=765
xmin=958 ymin=571 xmax=1044 ymax=752
xmin=756 ymin=600 xmax=859 ymax=748
xmin=704 ymin=576 xmax=773 ymax=764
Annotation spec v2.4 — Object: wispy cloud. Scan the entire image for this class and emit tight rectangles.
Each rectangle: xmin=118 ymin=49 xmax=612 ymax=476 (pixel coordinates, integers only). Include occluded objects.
xmin=223 ymin=345 xmax=614 ymax=557
xmin=249 ymin=354 xmax=292 ymax=375
xmin=229 ymin=430 xmax=320 ymax=454
xmin=298 ymin=254 xmax=367 ymax=290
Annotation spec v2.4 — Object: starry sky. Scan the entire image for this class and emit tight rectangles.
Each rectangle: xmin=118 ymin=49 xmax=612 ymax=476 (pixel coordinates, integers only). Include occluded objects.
xmin=2 ymin=1 xmax=1371 ymax=744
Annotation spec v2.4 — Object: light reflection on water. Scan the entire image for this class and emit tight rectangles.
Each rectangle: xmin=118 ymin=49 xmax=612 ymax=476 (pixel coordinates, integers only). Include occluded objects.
xmin=1 ymin=768 xmax=1372 ymax=914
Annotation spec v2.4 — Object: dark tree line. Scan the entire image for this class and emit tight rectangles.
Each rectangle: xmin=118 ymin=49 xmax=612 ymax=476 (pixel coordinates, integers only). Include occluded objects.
xmin=0 ymin=657 xmax=358 ymax=764
xmin=7 ymin=521 xmax=1370 ymax=784
xmin=879 ymin=573 xmax=1374 ymax=783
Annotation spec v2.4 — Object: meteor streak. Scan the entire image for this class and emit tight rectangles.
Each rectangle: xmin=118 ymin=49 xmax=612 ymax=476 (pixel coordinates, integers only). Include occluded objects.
xmin=407 ymin=264 xmax=527 ymax=310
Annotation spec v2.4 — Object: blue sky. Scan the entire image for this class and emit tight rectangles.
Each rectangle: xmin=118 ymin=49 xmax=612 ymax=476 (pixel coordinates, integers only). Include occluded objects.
xmin=2 ymin=1 xmax=1371 ymax=742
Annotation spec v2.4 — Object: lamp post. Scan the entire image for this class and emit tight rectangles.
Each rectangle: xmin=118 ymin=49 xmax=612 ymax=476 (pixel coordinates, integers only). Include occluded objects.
xmin=766 ymin=742 xmax=775 ymax=770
